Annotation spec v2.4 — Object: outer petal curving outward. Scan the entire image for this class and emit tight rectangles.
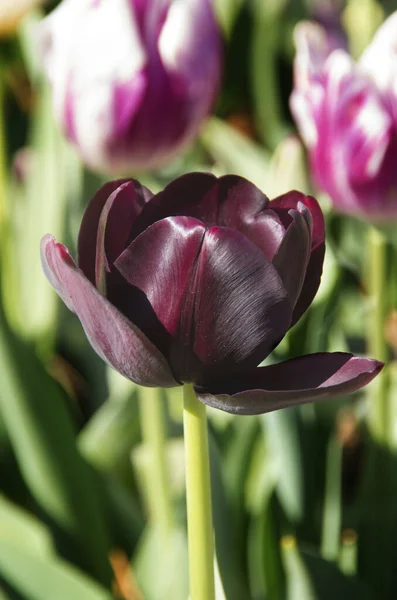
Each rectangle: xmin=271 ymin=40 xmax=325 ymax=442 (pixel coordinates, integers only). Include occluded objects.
xmin=78 ymin=179 xmax=153 ymax=284
xmin=195 ymin=353 xmax=383 ymax=415
xmin=271 ymin=191 xmax=325 ymax=324
xmin=41 ymin=234 xmax=178 ymax=388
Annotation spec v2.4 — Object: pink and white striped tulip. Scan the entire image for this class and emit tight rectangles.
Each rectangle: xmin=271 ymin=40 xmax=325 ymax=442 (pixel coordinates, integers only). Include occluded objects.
xmin=39 ymin=0 xmax=221 ymax=173
xmin=291 ymin=13 xmax=397 ymax=221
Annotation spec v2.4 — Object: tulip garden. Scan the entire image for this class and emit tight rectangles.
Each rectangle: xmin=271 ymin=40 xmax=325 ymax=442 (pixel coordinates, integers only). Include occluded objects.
xmin=1 ymin=0 xmax=397 ymax=599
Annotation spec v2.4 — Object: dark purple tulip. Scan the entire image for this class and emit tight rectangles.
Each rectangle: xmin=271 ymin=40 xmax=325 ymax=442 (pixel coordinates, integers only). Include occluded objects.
xmin=41 ymin=174 xmax=382 ymax=414
xmin=39 ymin=0 xmax=221 ymax=173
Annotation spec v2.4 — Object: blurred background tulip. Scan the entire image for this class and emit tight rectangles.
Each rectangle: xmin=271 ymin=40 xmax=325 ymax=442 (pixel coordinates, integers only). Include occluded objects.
xmin=309 ymin=0 xmax=347 ymax=50
xmin=39 ymin=0 xmax=221 ymax=174
xmin=291 ymin=12 xmax=397 ymax=221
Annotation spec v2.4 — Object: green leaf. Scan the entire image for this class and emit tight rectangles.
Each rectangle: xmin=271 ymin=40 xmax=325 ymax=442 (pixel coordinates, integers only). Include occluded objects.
xmin=298 ymin=545 xmax=375 ymax=600
xmin=281 ymin=538 xmax=317 ymax=600
xmin=249 ymin=1 xmax=290 ymax=149
xmin=78 ymin=388 xmax=140 ymax=473
xmin=247 ymin=494 xmax=284 ymax=600
xmin=133 ymin=525 xmax=189 ymax=600
xmin=0 ymin=495 xmax=54 ymax=558
xmin=214 ymin=0 xmax=245 ymax=37
xmin=0 ymin=540 xmax=113 ymax=600
xmin=321 ymin=437 xmax=342 ymax=562
xmin=0 ymin=309 xmax=112 ymax=586
xmin=209 ymin=431 xmax=251 ymax=600
xmin=261 ymin=410 xmax=304 ymax=523
xmin=200 ymin=117 xmax=270 ymax=190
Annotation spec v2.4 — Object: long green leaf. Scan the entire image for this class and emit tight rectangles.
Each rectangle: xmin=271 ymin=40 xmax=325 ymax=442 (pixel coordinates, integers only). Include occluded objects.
xmin=0 ymin=540 xmax=113 ymax=600
xmin=0 ymin=495 xmax=54 ymax=558
xmin=0 ymin=309 xmax=112 ymax=586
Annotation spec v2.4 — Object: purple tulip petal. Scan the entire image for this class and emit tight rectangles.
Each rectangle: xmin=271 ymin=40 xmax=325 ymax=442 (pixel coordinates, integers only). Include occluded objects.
xmin=131 ymin=173 xmax=286 ymax=259
xmin=115 ymin=216 xmax=292 ymax=382
xmin=271 ymin=191 xmax=325 ymax=324
xmin=41 ymin=234 xmax=177 ymax=388
xmin=115 ymin=215 xmax=206 ymax=341
xmin=78 ymin=179 xmax=153 ymax=285
xmin=195 ymin=353 xmax=383 ymax=415
xmin=191 ymin=225 xmax=292 ymax=379
xmin=272 ymin=203 xmax=312 ymax=311
xmin=271 ymin=191 xmax=324 ymax=248
xmin=130 ymin=172 xmax=217 ymax=237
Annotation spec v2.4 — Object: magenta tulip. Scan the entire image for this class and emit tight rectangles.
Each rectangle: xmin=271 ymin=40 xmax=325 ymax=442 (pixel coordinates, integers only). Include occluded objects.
xmin=41 ymin=174 xmax=382 ymax=414
xmin=39 ymin=0 xmax=221 ymax=173
xmin=291 ymin=13 xmax=397 ymax=221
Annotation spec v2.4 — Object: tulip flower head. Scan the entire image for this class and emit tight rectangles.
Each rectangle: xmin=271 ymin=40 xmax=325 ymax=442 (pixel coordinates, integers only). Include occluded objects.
xmin=41 ymin=174 xmax=382 ymax=414
xmin=39 ymin=0 xmax=221 ymax=173
xmin=291 ymin=13 xmax=397 ymax=221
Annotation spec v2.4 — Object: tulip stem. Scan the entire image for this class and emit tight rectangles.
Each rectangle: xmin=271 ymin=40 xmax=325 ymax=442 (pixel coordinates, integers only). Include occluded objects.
xmin=139 ymin=387 xmax=174 ymax=536
xmin=367 ymin=226 xmax=390 ymax=442
xmin=183 ymin=383 xmax=215 ymax=600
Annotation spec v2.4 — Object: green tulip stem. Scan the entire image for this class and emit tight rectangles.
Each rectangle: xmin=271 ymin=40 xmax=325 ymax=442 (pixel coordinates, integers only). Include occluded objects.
xmin=183 ymin=383 xmax=215 ymax=600
xmin=139 ymin=387 xmax=174 ymax=535
xmin=367 ymin=226 xmax=390 ymax=442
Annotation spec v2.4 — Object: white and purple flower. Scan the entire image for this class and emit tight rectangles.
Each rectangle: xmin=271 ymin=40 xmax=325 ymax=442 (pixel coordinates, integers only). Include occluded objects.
xmin=39 ymin=0 xmax=221 ymax=173
xmin=291 ymin=13 xmax=397 ymax=221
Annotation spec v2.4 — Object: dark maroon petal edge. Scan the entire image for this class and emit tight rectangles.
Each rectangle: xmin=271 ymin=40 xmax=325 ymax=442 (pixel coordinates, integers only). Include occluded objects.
xmin=41 ymin=234 xmax=177 ymax=388
xmin=194 ymin=352 xmax=383 ymax=415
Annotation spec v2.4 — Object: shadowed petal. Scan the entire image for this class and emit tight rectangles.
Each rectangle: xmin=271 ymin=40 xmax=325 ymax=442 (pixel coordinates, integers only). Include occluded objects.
xmin=130 ymin=172 xmax=217 ymax=237
xmin=202 ymin=175 xmax=286 ymax=259
xmin=78 ymin=179 xmax=153 ymax=284
xmin=192 ymin=225 xmax=292 ymax=381
xmin=130 ymin=173 xmax=286 ymax=259
xmin=271 ymin=191 xmax=325 ymax=324
xmin=195 ymin=353 xmax=383 ymax=414
xmin=273 ymin=203 xmax=312 ymax=311
xmin=41 ymin=234 xmax=177 ymax=388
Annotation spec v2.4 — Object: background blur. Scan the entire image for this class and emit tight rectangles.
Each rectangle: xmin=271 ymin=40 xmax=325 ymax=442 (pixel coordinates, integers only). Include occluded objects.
xmin=1 ymin=0 xmax=397 ymax=599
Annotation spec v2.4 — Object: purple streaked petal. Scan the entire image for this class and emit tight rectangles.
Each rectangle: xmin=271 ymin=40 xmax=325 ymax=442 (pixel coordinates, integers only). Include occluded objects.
xmin=112 ymin=70 xmax=147 ymax=139
xmin=41 ymin=234 xmax=177 ymax=388
xmin=78 ymin=179 xmax=153 ymax=285
xmin=359 ymin=12 xmax=397 ymax=122
xmin=293 ymin=21 xmax=334 ymax=90
xmin=195 ymin=353 xmax=383 ymax=415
